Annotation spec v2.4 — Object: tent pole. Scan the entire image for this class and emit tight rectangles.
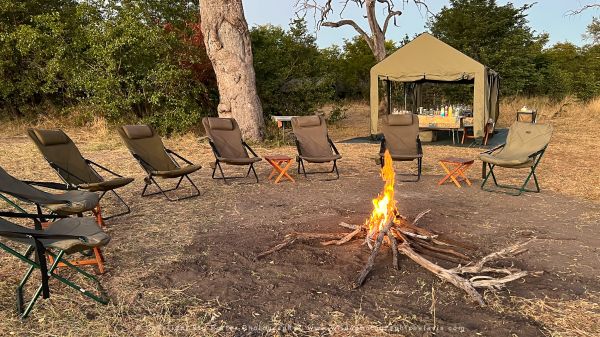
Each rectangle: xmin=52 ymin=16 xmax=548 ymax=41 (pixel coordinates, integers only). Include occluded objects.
xmin=387 ymin=80 xmax=392 ymax=114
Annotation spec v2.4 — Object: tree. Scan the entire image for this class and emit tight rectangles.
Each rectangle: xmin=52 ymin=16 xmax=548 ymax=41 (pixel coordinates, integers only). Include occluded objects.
xmin=199 ymin=0 xmax=264 ymax=141
xmin=428 ymin=0 xmax=547 ymax=95
xmin=251 ymin=19 xmax=334 ymax=116
xmin=585 ymin=17 xmax=600 ymax=44
xmin=297 ymin=0 xmax=428 ymax=61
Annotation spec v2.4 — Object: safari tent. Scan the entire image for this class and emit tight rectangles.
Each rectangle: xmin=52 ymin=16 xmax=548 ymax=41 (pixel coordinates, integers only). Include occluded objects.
xmin=370 ymin=33 xmax=500 ymax=138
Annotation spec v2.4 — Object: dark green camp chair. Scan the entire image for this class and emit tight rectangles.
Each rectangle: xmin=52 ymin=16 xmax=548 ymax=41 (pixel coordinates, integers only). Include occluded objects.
xmin=479 ymin=121 xmax=553 ymax=196
xmin=0 ymin=166 xmax=109 ymax=273
xmin=118 ymin=125 xmax=201 ymax=201
xmin=0 ymin=213 xmax=109 ymax=319
xmin=202 ymin=117 xmax=262 ymax=183
xmin=28 ymin=129 xmax=134 ymax=219
xmin=291 ymin=115 xmax=341 ymax=180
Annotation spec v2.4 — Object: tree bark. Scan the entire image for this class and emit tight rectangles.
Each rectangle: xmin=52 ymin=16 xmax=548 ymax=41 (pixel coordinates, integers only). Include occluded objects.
xmin=199 ymin=0 xmax=264 ymax=141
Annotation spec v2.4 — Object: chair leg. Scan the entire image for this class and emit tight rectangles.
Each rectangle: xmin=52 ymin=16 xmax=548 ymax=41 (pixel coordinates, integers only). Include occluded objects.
xmin=100 ymin=189 xmax=131 ymax=220
xmin=416 ymin=158 xmax=422 ymax=182
xmin=142 ymin=175 xmax=200 ymax=201
xmin=212 ymin=161 xmax=259 ymax=184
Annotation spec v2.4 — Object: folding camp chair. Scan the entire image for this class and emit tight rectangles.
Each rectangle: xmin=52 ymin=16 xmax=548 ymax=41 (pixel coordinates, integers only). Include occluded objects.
xmin=0 ymin=166 xmax=108 ymax=273
xmin=118 ymin=125 xmax=201 ymax=201
xmin=28 ymin=129 xmax=134 ymax=220
xmin=462 ymin=119 xmax=495 ymax=146
xmin=479 ymin=121 xmax=553 ymax=196
xmin=202 ymin=117 xmax=262 ymax=183
xmin=0 ymin=213 xmax=109 ymax=319
xmin=291 ymin=115 xmax=341 ymax=180
xmin=379 ymin=114 xmax=422 ymax=182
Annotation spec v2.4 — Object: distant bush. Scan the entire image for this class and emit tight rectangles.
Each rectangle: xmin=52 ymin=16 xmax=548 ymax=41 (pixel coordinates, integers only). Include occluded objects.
xmin=0 ymin=0 xmax=216 ymax=134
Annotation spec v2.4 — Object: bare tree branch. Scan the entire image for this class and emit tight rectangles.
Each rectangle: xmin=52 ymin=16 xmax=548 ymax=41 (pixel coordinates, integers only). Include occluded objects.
xmin=322 ymin=19 xmax=372 ymax=45
xmin=382 ymin=10 xmax=402 ymax=35
xmin=567 ymin=4 xmax=600 ymax=16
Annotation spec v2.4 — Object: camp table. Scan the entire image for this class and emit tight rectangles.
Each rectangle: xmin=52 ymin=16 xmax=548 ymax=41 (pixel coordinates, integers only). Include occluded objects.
xmin=270 ymin=115 xmax=299 ymax=145
xmin=265 ymin=155 xmax=295 ymax=184
xmin=437 ymin=157 xmax=474 ymax=188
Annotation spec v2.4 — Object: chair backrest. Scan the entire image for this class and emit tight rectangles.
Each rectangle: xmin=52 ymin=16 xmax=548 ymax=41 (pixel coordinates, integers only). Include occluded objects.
xmin=291 ymin=115 xmax=333 ymax=158
xmin=28 ymin=129 xmax=102 ymax=185
xmin=117 ymin=125 xmax=177 ymax=171
xmin=202 ymin=117 xmax=249 ymax=159
xmin=502 ymin=121 xmax=553 ymax=159
xmin=381 ymin=114 xmax=420 ymax=156
xmin=0 ymin=166 xmax=65 ymax=205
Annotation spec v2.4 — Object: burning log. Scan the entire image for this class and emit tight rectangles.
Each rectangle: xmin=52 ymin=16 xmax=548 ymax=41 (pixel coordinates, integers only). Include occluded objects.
xmin=257 ymin=151 xmax=533 ymax=306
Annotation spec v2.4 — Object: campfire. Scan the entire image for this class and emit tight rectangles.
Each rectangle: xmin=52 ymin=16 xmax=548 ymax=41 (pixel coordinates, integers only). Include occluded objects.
xmin=258 ymin=150 xmax=532 ymax=305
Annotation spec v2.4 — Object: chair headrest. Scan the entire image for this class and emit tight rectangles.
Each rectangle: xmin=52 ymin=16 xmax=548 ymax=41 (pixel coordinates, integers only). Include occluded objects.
xmin=33 ymin=129 xmax=70 ymax=146
xmin=295 ymin=115 xmax=322 ymax=127
xmin=122 ymin=125 xmax=153 ymax=139
xmin=207 ymin=117 xmax=235 ymax=131
xmin=387 ymin=114 xmax=414 ymax=126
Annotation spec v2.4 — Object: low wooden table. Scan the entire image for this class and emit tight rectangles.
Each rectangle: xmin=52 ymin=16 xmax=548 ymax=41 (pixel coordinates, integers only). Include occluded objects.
xmin=437 ymin=157 xmax=474 ymax=188
xmin=265 ymin=155 xmax=295 ymax=184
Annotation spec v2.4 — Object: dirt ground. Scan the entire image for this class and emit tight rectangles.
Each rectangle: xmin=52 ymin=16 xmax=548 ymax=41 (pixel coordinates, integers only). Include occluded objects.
xmin=0 ymin=100 xmax=599 ymax=336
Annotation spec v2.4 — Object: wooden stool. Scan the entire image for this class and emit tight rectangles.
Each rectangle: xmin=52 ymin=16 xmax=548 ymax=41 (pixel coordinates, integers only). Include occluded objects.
xmin=438 ymin=157 xmax=474 ymax=188
xmin=265 ymin=155 xmax=295 ymax=184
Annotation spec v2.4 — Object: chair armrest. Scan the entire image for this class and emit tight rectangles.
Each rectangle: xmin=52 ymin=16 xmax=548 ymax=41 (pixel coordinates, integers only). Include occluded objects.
xmin=47 ymin=162 xmax=85 ymax=188
xmin=22 ymin=181 xmax=71 ymax=191
xmin=327 ymin=137 xmax=340 ymax=155
xmin=379 ymin=137 xmax=386 ymax=155
xmin=165 ymin=148 xmax=194 ymax=165
xmin=85 ymin=159 xmax=123 ymax=177
xmin=295 ymin=139 xmax=303 ymax=156
xmin=132 ymin=154 xmax=155 ymax=175
xmin=242 ymin=141 xmax=260 ymax=158
xmin=417 ymin=137 xmax=423 ymax=155
xmin=481 ymin=143 xmax=505 ymax=155
xmin=208 ymin=140 xmax=222 ymax=158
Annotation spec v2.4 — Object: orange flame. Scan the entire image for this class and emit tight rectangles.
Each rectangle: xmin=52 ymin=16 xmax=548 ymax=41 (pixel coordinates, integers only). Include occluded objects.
xmin=365 ymin=150 xmax=397 ymax=238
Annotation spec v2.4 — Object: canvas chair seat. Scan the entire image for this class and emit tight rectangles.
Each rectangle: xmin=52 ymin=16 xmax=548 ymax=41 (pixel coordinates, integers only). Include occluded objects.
xmin=28 ymin=128 xmax=133 ymax=219
xmin=218 ymin=156 xmax=262 ymax=165
xmin=379 ymin=114 xmax=423 ymax=181
xmin=46 ymin=190 xmax=100 ymax=215
xmin=118 ymin=125 xmax=201 ymax=201
xmin=152 ymin=164 xmax=202 ymax=178
xmin=299 ymin=154 xmax=342 ymax=163
xmin=291 ymin=115 xmax=341 ymax=179
xmin=480 ymin=121 xmax=553 ymax=196
xmin=0 ymin=215 xmax=110 ymax=319
xmin=6 ymin=217 xmax=109 ymax=254
xmin=382 ymin=153 xmax=423 ymax=161
xmin=79 ymin=177 xmax=134 ymax=192
xmin=0 ymin=167 xmax=99 ymax=214
xmin=479 ymin=153 xmax=534 ymax=168
xmin=202 ymin=117 xmax=261 ymax=183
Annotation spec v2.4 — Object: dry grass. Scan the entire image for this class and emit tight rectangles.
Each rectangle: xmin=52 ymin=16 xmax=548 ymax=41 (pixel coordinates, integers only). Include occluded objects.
xmin=486 ymin=292 xmax=600 ymax=337
xmin=328 ymin=97 xmax=600 ymax=201
xmin=0 ymin=97 xmax=598 ymax=336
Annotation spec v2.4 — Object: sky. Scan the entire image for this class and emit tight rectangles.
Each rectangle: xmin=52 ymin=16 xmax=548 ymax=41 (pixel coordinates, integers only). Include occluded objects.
xmin=242 ymin=0 xmax=600 ymax=48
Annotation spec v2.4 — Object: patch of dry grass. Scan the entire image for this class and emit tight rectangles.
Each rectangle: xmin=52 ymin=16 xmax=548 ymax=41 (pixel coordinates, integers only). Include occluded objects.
xmin=0 ymin=97 xmax=598 ymax=336
xmin=486 ymin=292 xmax=600 ymax=337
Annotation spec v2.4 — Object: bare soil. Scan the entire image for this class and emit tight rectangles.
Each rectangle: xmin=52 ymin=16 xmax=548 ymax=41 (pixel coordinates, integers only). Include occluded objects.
xmin=0 ymin=99 xmax=599 ymax=336
xmin=155 ymin=170 xmax=600 ymax=336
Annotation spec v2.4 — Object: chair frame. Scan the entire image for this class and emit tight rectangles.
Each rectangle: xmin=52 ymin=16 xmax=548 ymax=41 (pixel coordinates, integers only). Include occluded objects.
xmin=0 ymin=211 xmax=108 ymax=319
xmin=480 ymin=143 xmax=548 ymax=196
xmin=0 ymin=186 xmax=107 ymax=273
xmin=35 ymin=158 xmax=130 ymax=220
xmin=295 ymin=137 xmax=340 ymax=180
xmin=379 ymin=137 xmax=423 ymax=182
xmin=130 ymin=148 xmax=200 ymax=202
xmin=208 ymin=140 xmax=260 ymax=184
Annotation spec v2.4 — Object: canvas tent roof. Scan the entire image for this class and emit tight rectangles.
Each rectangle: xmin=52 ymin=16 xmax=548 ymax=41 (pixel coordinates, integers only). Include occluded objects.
xmin=370 ymin=33 xmax=499 ymax=138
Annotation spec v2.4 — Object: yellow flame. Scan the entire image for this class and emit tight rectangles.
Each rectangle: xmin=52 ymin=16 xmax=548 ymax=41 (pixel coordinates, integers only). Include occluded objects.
xmin=365 ymin=150 xmax=396 ymax=237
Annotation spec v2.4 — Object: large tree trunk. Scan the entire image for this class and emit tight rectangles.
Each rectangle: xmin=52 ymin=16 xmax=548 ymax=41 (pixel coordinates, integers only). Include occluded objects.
xmin=199 ymin=0 xmax=264 ymax=141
